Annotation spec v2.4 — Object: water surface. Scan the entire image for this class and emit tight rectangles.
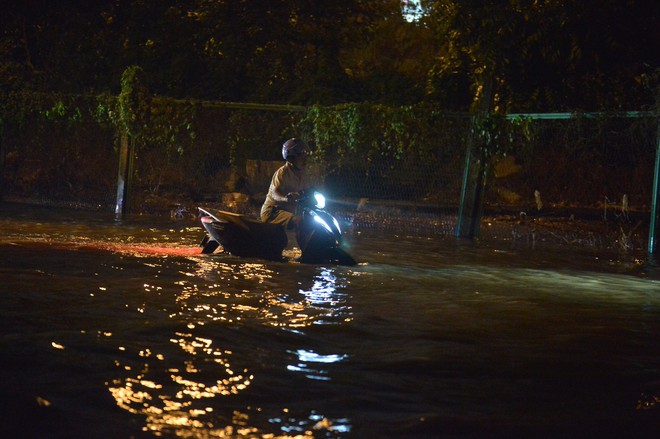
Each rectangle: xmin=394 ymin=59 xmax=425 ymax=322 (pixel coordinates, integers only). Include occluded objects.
xmin=1 ymin=203 xmax=659 ymax=437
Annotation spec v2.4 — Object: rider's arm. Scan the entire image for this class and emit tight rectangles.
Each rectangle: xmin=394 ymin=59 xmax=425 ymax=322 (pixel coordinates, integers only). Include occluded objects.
xmin=271 ymin=187 xmax=289 ymax=202
xmin=271 ymin=168 xmax=293 ymax=202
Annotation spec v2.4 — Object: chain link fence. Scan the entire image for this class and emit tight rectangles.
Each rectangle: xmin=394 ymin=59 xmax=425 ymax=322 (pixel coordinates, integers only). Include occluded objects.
xmin=488 ymin=114 xmax=657 ymax=212
xmin=1 ymin=93 xmax=657 ymax=244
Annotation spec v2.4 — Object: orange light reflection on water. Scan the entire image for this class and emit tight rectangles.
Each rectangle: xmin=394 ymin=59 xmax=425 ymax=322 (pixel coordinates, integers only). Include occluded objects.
xmin=171 ymin=260 xmax=353 ymax=329
xmin=108 ymin=328 xmax=256 ymax=436
xmin=107 ymin=257 xmax=353 ymax=437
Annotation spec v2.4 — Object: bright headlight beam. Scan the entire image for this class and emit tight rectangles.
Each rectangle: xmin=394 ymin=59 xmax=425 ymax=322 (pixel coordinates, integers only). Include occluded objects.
xmin=314 ymin=192 xmax=326 ymax=209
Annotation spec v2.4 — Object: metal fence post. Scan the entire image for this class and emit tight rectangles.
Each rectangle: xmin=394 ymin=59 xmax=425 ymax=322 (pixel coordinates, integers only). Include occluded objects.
xmin=115 ymin=132 xmax=133 ymax=219
xmin=456 ymin=115 xmax=488 ymax=238
xmin=0 ymin=134 xmax=4 ymax=199
xmin=456 ymin=75 xmax=493 ymax=239
xmin=648 ymin=119 xmax=660 ymax=254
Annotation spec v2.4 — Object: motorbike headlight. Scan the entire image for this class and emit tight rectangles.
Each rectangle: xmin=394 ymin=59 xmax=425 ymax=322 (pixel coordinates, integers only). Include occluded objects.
xmin=314 ymin=192 xmax=326 ymax=209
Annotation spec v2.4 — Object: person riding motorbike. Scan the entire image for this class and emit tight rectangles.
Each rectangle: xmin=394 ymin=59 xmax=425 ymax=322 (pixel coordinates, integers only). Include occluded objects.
xmin=260 ymin=138 xmax=311 ymax=229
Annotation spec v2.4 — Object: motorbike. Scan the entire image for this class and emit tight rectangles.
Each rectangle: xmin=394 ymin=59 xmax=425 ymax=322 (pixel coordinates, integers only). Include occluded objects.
xmin=198 ymin=190 xmax=356 ymax=266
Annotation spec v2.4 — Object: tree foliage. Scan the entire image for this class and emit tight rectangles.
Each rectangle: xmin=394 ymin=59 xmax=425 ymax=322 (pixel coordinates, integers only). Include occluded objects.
xmin=0 ymin=0 xmax=658 ymax=110
xmin=421 ymin=0 xmax=660 ymax=111
xmin=118 ymin=65 xmax=150 ymax=138
xmin=302 ymin=103 xmax=467 ymax=186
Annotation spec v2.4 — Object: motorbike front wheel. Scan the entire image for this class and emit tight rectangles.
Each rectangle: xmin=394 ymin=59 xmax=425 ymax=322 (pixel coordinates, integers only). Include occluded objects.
xmin=331 ymin=247 xmax=357 ymax=266
xmin=298 ymin=246 xmax=357 ymax=266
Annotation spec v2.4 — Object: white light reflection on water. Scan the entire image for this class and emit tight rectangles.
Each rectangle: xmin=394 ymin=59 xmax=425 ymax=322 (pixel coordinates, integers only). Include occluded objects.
xmin=277 ymin=268 xmax=353 ymax=433
xmin=269 ymin=409 xmax=352 ymax=435
xmin=287 ymin=350 xmax=349 ymax=381
xmin=298 ymin=268 xmax=353 ymax=325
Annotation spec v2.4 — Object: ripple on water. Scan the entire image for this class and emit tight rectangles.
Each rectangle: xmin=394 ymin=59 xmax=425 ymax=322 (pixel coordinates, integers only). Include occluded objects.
xmin=1 ymin=206 xmax=660 ymax=437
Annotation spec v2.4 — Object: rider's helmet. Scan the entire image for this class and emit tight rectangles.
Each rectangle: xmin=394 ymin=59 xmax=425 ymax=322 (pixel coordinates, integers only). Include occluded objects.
xmin=282 ymin=138 xmax=309 ymax=161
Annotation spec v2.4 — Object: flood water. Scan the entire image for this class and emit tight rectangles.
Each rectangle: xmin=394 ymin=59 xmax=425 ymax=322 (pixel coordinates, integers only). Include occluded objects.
xmin=1 ymin=202 xmax=659 ymax=438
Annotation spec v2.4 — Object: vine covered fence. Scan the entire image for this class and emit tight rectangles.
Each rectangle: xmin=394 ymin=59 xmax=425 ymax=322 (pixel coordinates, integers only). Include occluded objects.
xmin=0 ymin=91 xmax=657 ymax=233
